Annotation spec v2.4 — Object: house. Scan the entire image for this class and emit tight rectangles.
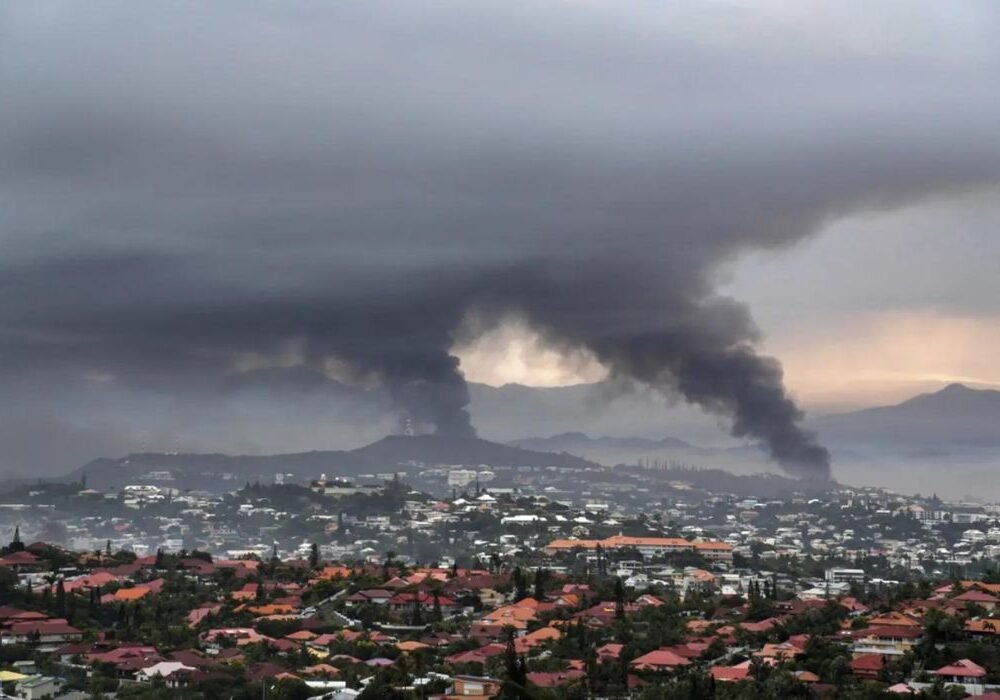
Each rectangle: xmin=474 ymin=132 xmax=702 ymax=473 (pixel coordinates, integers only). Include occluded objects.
xmin=952 ymin=589 xmax=999 ymax=611
xmin=756 ymin=641 xmax=804 ymax=661
xmin=851 ymin=626 xmax=922 ymax=657
xmin=202 ymin=627 xmax=271 ymax=646
xmin=386 ymin=591 xmax=459 ymax=615
xmin=445 ymin=643 xmax=506 ymax=666
xmin=314 ymin=566 xmax=353 ymax=581
xmin=168 ymin=649 xmax=217 ymax=670
xmin=867 ymin=611 xmax=920 ymax=628
xmin=966 ymin=618 xmax=1000 ymax=639
xmin=344 ymin=589 xmax=393 ymax=607
xmin=794 ymin=670 xmax=820 ymax=684
xmin=513 ymin=626 xmax=560 ymax=654
xmin=740 ymin=618 xmax=782 ymax=634
xmin=934 ymin=658 xmax=986 ymax=686
xmin=187 ymin=604 xmax=221 ymax=629
xmin=526 ymin=670 xmax=586 ymax=688
xmin=3 ymin=619 xmax=83 ymax=645
xmin=839 ymin=597 xmax=870 ymax=616
xmin=301 ymin=663 xmax=341 ymax=677
xmin=477 ymin=588 xmax=505 ymax=608
xmin=711 ymin=662 xmax=750 ymax=683
xmin=0 ymin=550 xmax=43 ymax=570
xmin=0 ymin=606 xmax=31 ymax=623
xmin=596 ymin=643 xmax=623 ymax=661
xmin=435 ymin=674 xmax=501 ymax=699
xmin=16 ymin=675 xmax=62 ymax=700
xmin=469 ymin=622 xmax=510 ymax=643
xmin=849 ymin=654 xmax=884 ymax=681
xmin=137 ymin=661 xmax=196 ymax=684
xmin=87 ymin=646 xmax=165 ymax=677
xmin=103 ymin=586 xmax=153 ymax=604
xmin=483 ymin=605 xmax=537 ymax=628
xmin=629 ymin=648 xmax=692 ymax=672
xmin=286 ymin=630 xmax=317 ymax=643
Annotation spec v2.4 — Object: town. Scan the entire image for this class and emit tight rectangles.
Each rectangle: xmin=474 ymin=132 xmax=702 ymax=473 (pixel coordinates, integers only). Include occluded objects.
xmin=3 ymin=457 xmax=1000 ymax=699
xmin=5 ymin=0 xmax=1000 ymax=697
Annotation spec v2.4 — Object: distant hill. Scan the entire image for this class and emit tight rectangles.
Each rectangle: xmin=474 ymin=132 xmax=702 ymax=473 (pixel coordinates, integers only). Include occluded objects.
xmin=512 ymin=432 xmax=694 ymax=452
xmin=63 ymin=434 xmax=598 ymax=492
xmin=509 ymin=432 xmax=700 ymax=466
xmin=353 ymin=435 xmax=594 ymax=469
xmin=468 ymin=381 xmax=717 ymax=443
xmin=813 ymin=383 xmax=1000 ymax=448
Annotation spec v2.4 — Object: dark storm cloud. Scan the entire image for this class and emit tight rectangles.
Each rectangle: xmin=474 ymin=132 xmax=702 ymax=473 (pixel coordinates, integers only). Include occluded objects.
xmin=2 ymin=1 xmax=1000 ymax=477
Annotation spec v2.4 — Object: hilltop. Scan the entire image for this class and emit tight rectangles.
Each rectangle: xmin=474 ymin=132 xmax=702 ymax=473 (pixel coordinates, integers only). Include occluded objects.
xmin=63 ymin=434 xmax=598 ymax=492
xmin=813 ymin=383 xmax=1000 ymax=448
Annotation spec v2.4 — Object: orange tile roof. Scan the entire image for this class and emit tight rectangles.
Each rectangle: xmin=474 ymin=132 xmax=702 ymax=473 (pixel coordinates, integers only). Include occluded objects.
xmin=317 ymin=566 xmax=352 ymax=580
xmin=966 ymin=619 xmax=1000 ymax=635
xmin=868 ymin=611 xmax=920 ymax=627
xmin=286 ymin=630 xmax=317 ymax=641
xmin=113 ymin=588 xmax=152 ymax=602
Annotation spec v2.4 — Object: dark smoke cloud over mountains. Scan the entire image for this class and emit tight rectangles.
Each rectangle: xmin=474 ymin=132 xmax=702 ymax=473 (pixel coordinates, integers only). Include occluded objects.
xmin=2 ymin=2 xmax=1000 ymax=479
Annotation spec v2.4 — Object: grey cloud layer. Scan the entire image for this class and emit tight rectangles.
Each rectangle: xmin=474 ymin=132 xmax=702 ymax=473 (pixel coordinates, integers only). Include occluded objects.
xmin=2 ymin=1 xmax=1000 ymax=477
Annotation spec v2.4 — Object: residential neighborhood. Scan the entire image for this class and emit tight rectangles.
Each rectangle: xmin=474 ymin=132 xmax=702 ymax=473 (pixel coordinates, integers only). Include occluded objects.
xmin=3 ymin=467 xmax=1000 ymax=698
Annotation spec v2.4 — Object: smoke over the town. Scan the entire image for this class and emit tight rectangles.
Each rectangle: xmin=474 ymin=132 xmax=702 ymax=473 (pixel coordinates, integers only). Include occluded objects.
xmin=2 ymin=1 xmax=1000 ymax=478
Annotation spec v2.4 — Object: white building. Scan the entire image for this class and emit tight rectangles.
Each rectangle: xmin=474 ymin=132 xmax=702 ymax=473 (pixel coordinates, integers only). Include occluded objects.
xmin=447 ymin=469 xmax=479 ymax=489
xmin=825 ymin=567 xmax=865 ymax=584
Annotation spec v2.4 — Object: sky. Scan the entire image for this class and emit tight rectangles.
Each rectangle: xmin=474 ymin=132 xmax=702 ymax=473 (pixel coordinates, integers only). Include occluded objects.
xmin=725 ymin=190 xmax=1000 ymax=409
xmin=1 ymin=1 xmax=999 ymax=477
xmin=460 ymin=188 xmax=1000 ymax=411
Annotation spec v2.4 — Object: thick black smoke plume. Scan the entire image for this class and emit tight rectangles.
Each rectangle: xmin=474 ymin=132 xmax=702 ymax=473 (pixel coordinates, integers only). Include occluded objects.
xmin=2 ymin=2 xmax=1000 ymax=478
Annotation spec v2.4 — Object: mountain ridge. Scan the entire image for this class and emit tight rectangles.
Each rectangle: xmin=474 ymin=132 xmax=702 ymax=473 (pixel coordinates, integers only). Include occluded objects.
xmin=812 ymin=382 xmax=1000 ymax=447
xmin=62 ymin=434 xmax=598 ymax=492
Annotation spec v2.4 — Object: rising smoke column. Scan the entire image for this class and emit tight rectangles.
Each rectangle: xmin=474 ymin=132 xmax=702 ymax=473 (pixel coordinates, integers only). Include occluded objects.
xmin=570 ymin=303 xmax=831 ymax=479
xmin=479 ymin=264 xmax=832 ymax=478
xmin=1 ymin=1 xmax=1000 ymax=476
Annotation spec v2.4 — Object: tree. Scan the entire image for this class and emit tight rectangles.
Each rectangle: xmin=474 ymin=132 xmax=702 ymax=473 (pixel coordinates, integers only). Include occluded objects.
xmin=501 ymin=629 xmax=528 ymax=699
xmin=533 ymin=568 xmax=548 ymax=601
xmin=614 ymin=577 xmax=626 ymax=620
xmin=384 ymin=551 xmax=396 ymax=581
xmin=512 ymin=567 xmax=528 ymax=602
xmin=358 ymin=673 xmax=407 ymax=700
xmin=270 ymin=678 xmax=312 ymax=700
xmin=411 ymin=596 xmax=424 ymax=626
xmin=309 ymin=543 xmax=319 ymax=569
xmin=10 ymin=527 xmax=24 ymax=553
xmin=55 ymin=580 xmax=67 ymax=618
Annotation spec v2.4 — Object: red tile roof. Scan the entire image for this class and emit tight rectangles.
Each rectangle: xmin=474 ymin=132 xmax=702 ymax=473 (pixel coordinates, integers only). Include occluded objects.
xmin=526 ymin=670 xmax=586 ymax=688
xmin=711 ymin=665 xmax=750 ymax=682
xmin=630 ymin=648 xmax=692 ymax=671
xmin=935 ymin=658 xmax=986 ymax=678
